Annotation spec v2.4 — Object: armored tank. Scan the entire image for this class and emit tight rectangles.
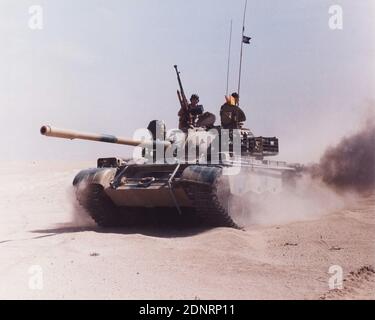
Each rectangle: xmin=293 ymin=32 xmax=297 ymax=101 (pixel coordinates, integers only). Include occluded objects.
xmin=40 ymin=122 xmax=295 ymax=229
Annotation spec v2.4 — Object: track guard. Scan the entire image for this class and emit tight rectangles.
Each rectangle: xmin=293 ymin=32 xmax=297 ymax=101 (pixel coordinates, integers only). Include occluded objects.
xmin=73 ymin=168 xmax=117 ymax=189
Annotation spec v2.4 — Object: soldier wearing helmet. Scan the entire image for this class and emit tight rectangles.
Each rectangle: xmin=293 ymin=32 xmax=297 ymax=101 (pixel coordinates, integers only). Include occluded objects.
xmin=178 ymin=94 xmax=204 ymax=131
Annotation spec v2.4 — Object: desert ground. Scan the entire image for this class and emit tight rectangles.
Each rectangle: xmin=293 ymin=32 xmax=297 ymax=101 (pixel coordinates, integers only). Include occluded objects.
xmin=0 ymin=161 xmax=374 ymax=300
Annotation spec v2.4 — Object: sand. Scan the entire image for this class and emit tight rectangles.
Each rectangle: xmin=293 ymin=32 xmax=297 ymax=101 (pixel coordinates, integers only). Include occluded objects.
xmin=0 ymin=161 xmax=374 ymax=300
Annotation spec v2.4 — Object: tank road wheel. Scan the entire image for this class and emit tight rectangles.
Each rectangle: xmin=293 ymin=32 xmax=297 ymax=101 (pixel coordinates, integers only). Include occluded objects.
xmin=76 ymin=184 xmax=121 ymax=228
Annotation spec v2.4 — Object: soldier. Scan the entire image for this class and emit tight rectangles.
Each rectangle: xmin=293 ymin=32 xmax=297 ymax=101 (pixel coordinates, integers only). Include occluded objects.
xmin=188 ymin=94 xmax=204 ymax=125
xmin=220 ymin=92 xmax=246 ymax=129
xmin=178 ymin=94 xmax=204 ymax=131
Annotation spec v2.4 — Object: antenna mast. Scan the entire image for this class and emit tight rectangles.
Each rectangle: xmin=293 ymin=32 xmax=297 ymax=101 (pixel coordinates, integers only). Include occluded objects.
xmin=226 ymin=20 xmax=233 ymax=96
xmin=237 ymin=0 xmax=248 ymax=103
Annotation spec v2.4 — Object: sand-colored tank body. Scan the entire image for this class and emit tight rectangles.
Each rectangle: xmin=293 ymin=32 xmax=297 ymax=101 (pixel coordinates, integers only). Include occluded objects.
xmin=71 ymin=159 xmax=293 ymax=228
xmin=41 ymin=124 xmax=296 ymax=228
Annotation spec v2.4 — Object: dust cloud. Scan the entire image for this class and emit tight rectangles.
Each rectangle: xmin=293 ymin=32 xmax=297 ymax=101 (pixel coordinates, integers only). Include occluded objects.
xmin=310 ymin=117 xmax=375 ymax=194
xmin=228 ymin=113 xmax=375 ymax=227
xmin=66 ymin=183 xmax=95 ymax=227
xmin=228 ymin=174 xmax=348 ymax=227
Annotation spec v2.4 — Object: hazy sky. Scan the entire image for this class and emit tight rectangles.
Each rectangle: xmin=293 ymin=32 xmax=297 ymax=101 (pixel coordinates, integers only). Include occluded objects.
xmin=0 ymin=0 xmax=374 ymax=163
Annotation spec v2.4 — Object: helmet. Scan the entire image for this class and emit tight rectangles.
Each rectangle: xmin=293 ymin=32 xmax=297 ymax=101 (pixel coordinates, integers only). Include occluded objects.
xmin=147 ymin=120 xmax=166 ymax=140
xmin=231 ymin=92 xmax=239 ymax=99
xmin=190 ymin=94 xmax=200 ymax=101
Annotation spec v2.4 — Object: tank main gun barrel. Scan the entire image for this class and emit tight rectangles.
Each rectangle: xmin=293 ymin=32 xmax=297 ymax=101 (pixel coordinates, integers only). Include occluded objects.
xmin=40 ymin=125 xmax=171 ymax=149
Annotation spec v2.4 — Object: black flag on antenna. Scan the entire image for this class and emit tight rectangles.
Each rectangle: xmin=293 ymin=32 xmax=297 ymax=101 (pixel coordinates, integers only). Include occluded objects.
xmin=242 ymin=35 xmax=251 ymax=44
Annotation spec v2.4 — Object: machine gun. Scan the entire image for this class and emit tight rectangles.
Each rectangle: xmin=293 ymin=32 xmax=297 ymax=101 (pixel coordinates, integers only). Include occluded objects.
xmin=174 ymin=65 xmax=192 ymax=128
xmin=174 ymin=65 xmax=188 ymax=110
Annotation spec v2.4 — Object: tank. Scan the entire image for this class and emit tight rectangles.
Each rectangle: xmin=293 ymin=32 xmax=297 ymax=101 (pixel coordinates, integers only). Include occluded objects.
xmin=40 ymin=123 xmax=296 ymax=229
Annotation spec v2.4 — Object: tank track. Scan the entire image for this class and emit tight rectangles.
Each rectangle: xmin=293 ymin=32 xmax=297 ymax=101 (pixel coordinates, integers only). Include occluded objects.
xmin=75 ymin=184 xmax=124 ymax=227
xmin=182 ymin=182 xmax=240 ymax=229
xmin=76 ymin=183 xmax=240 ymax=229
xmin=75 ymin=184 xmax=194 ymax=228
